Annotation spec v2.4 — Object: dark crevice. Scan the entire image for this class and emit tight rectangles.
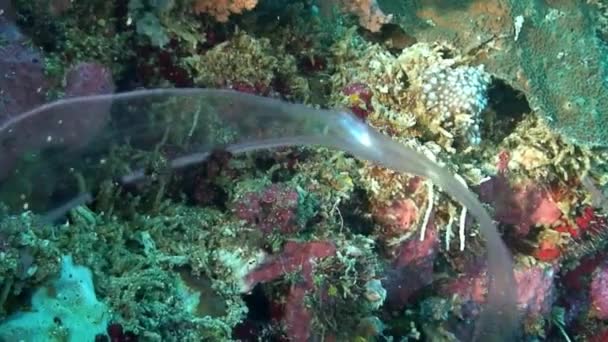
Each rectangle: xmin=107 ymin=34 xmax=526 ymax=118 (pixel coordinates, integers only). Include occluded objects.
xmin=483 ymin=78 xmax=531 ymax=143
xmin=339 ymin=188 xmax=375 ymax=236
xmin=232 ymin=285 xmax=280 ymax=341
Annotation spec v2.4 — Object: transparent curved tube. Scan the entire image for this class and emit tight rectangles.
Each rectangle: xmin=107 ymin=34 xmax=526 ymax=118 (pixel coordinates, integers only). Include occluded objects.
xmin=331 ymin=114 xmax=519 ymax=341
xmin=0 ymin=89 xmax=518 ymax=340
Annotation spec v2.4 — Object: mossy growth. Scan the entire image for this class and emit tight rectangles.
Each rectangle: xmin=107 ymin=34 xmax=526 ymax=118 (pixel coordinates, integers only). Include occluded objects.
xmin=309 ymin=236 xmax=383 ymax=339
xmin=183 ymin=31 xmax=311 ymax=101
xmin=128 ymin=0 xmax=207 ymax=51
xmin=0 ymin=212 xmax=62 ymax=318
xmin=49 ymin=200 xmax=254 ymax=340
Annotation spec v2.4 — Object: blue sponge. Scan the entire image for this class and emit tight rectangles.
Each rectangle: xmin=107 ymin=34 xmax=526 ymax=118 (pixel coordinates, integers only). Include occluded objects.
xmin=0 ymin=255 xmax=110 ymax=341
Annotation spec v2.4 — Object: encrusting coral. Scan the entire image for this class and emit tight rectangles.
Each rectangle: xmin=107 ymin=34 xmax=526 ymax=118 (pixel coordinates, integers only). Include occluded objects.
xmin=192 ymin=0 xmax=258 ymax=22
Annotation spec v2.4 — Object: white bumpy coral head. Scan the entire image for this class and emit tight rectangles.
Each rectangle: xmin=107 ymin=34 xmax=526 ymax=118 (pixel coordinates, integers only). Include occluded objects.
xmin=419 ymin=64 xmax=491 ymax=145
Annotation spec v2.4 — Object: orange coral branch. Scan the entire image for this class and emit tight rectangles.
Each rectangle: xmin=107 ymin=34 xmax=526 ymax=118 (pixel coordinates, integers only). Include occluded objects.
xmin=192 ymin=0 xmax=258 ymax=22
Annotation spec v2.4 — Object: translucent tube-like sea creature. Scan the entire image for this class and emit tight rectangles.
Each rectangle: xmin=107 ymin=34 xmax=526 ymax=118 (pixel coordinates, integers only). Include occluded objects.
xmin=0 ymin=89 xmax=519 ymax=340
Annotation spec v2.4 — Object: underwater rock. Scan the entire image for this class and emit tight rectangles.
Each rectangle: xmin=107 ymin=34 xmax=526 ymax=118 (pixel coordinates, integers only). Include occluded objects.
xmin=443 ymin=262 xmax=555 ymax=335
xmin=373 ymin=198 xmax=419 ymax=234
xmin=590 ymin=262 xmax=608 ymax=319
xmin=0 ymin=41 xmax=48 ymax=122
xmin=478 ymin=175 xmax=561 ymax=236
xmin=391 ymin=0 xmax=608 ymax=147
xmin=61 ymin=62 xmax=115 ymax=144
xmin=509 ymin=1 xmax=608 ymax=147
xmin=64 ymin=62 xmax=115 ymax=97
xmin=0 ymin=61 xmax=114 ymax=182
xmin=382 ymin=221 xmax=438 ymax=310
xmin=0 ymin=39 xmax=50 ymax=181
xmin=233 ymin=183 xmax=301 ymax=234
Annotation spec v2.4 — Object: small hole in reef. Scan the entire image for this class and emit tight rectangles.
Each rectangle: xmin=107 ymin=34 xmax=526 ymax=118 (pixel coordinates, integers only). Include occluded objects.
xmin=339 ymin=188 xmax=374 ymax=236
xmin=232 ymin=284 xmax=282 ymax=340
xmin=482 ymin=78 xmax=531 ymax=143
xmin=437 ymin=47 xmax=455 ymax=59
xmin=242 ymin=285 xmax=271 ymax=321
xmin=94 ymin=334 xmax=109 ymax=342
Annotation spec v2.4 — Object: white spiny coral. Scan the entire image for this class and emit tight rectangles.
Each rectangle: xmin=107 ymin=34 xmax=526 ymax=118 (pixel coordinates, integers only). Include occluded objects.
xmin=419 ymin=64 xmax=491 ymax=145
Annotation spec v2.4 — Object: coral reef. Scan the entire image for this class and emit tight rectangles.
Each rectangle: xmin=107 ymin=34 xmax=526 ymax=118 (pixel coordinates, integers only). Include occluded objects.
xmin=2 ymin=0 xmax=608 ymax=341
xmin=331 ymin=38 xmax=492 ymax=152
xmin=184 ymin=31 xmax=309 ymax=101
xmin=509 ymin=0 xmax=608 ymax=147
